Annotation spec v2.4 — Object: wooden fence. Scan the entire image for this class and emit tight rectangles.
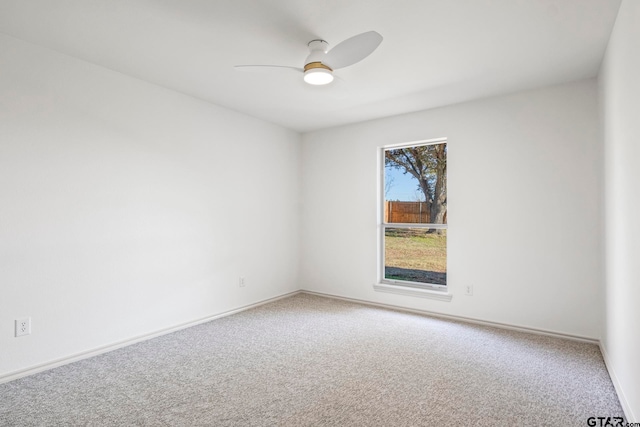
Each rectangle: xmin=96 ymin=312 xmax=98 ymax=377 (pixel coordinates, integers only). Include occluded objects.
xmin=385 ymin=201 xmax=430 ymax=223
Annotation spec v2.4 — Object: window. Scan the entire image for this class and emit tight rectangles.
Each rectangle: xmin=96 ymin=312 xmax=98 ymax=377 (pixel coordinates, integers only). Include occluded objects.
xmin=380 ymin=139 xmax=447 ymax=292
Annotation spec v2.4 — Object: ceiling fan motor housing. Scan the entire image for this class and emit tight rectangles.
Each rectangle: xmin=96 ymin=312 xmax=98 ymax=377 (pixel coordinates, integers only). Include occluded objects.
xmin=305 ymin=40 xmax=330 ymax=68
xmin=303 ymin=39 xmax=334 ymax=85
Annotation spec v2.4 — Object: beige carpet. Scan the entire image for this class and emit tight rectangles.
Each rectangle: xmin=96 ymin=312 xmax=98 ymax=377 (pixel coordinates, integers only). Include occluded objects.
xmin=0 ymin=293 xmax=625 ymax=426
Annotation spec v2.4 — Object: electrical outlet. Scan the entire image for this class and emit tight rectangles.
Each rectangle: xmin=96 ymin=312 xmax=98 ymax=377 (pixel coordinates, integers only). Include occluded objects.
xmin=239 ymin=276 xmax=245 ymax=287
xmin=464 ymin=285 xmax=473 ymax=296
xmin=15 ymin=317 xmax=31 ymax=337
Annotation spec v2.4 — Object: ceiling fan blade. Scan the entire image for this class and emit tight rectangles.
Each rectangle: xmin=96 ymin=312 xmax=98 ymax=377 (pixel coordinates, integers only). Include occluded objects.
xmin=234 ymin=65 xmax=304 ymax=74
xmin=323 ymin=31 xmax=383 ymax=70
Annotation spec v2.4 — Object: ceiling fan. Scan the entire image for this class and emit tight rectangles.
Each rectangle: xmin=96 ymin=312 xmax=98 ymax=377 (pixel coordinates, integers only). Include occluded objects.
xmin=235 ymin=31 xmax=383 ymax=86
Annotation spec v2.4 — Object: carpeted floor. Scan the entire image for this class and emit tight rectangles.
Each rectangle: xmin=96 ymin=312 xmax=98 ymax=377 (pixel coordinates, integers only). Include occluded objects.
xmin=0 ymin=293 xmax=625 ymax=426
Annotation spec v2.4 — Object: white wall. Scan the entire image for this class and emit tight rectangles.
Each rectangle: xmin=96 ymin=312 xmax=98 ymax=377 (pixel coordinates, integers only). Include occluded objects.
xmin=0 ymin=34 xmax=301 ymax=378
xmin=301 ymin=79 xmax=602 ymax=339
xmin=599 ymin=0 xmax=640 ymax=421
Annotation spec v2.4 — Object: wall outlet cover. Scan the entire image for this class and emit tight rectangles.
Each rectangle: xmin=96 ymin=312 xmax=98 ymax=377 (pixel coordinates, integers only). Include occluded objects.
xmin=15 ymin=317 xmax=31 ymax=337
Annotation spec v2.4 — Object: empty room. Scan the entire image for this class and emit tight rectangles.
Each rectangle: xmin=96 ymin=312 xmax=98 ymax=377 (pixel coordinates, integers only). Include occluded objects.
xmin=1 ymin=0 xmax=638 ymax=426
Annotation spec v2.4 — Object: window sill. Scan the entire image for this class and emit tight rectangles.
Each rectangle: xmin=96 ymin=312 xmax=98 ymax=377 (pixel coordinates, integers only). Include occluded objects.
xmin=373 ymin=283 xmax=453 ymax=302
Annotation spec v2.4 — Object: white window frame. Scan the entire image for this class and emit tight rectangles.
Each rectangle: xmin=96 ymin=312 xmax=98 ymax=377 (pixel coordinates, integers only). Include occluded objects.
xmin=376 ymin=138 xmax=451 ymax=300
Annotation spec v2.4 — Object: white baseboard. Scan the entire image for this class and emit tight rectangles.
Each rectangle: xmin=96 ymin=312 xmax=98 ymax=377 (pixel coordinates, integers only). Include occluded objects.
xmin=599 ymin=343 xmax=636 ymax=422
xmin=301 ymin=289 xmax=599 ymax=344
xmin=0 ymin=290 xmax=301 ymax=385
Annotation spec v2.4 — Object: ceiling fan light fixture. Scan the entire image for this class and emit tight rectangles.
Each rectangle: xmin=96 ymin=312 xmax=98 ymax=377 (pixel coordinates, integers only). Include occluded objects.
xmin=303 ymin=62 xmax=334 ymax=85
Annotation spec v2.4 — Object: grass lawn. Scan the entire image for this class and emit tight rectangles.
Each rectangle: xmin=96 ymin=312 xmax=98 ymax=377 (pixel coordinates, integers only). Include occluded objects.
xmin=384 ymin=230 xmax=446 ymax=283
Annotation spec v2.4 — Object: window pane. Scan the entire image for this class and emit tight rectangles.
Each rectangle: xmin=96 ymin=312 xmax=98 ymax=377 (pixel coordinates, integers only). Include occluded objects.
xmin=384 ymin=228 xmax=447 ymax=286
xmin=384 ymin=144 xmax=447 ymax=225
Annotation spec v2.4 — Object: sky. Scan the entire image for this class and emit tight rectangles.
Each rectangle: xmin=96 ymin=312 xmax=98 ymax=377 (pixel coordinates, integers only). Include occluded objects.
xmin=385 ymin=166 xmax=424 ymax=202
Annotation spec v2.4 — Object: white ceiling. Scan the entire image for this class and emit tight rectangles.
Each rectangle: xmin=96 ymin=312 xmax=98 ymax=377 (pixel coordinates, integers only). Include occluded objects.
xmin=0 ymin=0 xmax=621 ymax=133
